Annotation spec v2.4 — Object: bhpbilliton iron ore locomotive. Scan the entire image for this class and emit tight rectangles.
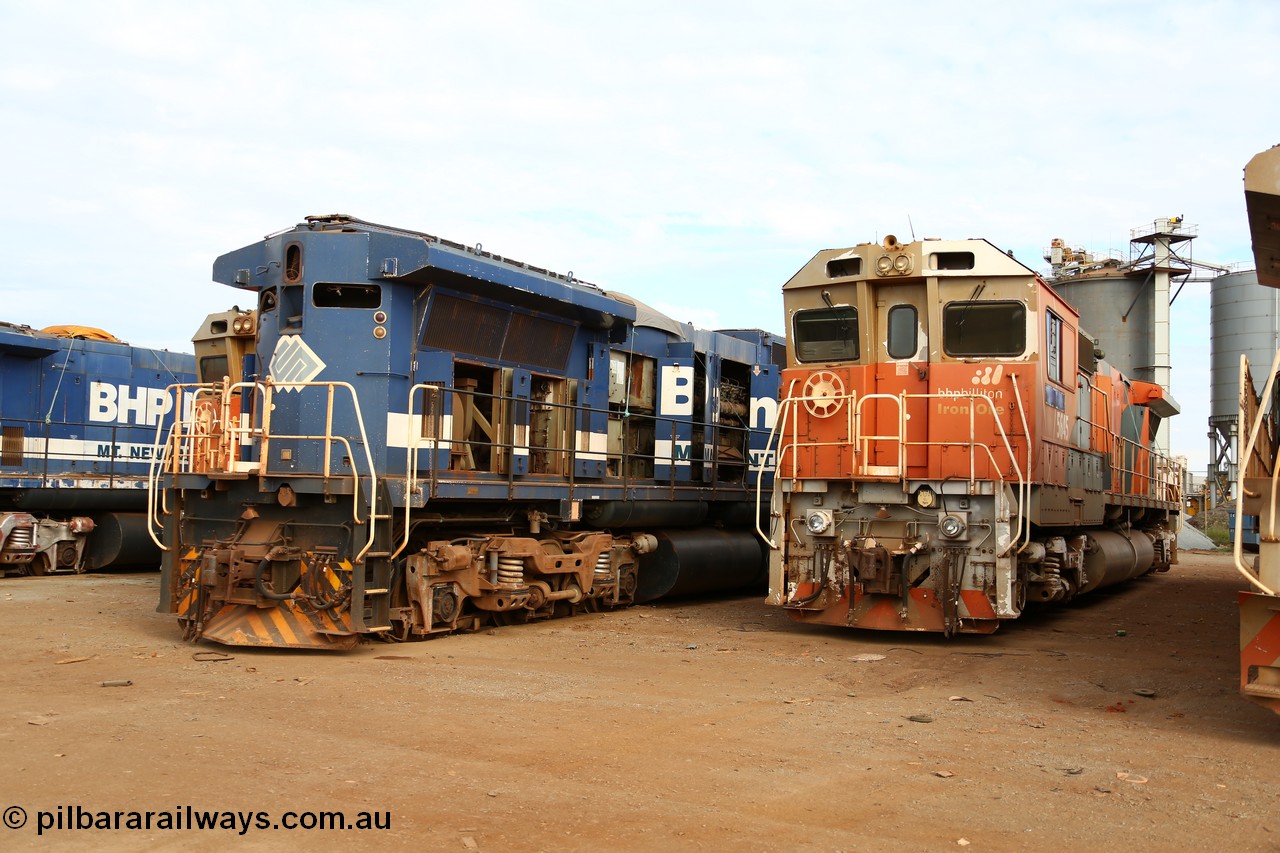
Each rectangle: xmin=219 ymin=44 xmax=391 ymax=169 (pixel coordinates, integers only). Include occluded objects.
xmin=153 ymin=215 xmax=782 ymax=649
xmin=0 ymin=322 xmax=196 ymax=575
xmin=759 ymin=235 xmax=1182 ymax=635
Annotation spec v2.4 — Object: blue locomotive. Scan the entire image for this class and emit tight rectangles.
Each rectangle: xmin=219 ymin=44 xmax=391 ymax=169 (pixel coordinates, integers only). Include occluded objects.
xmin=155 ymin=215 xmax=783 ymax=649
xmin=0 ymin=322 xmax=196 ymax=575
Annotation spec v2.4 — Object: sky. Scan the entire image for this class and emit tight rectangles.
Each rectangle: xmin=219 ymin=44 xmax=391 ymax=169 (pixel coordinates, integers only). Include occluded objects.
xmin=2 ymin=0 xmax=1278 ymax=476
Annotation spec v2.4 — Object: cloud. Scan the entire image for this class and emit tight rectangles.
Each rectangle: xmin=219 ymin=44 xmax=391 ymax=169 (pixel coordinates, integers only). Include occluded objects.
xmin=1 ymin=1 xmax=1278 ymax=474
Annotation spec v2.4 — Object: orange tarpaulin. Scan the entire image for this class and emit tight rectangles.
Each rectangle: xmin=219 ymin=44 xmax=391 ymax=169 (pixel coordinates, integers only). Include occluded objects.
xmin=40 ymin=325 xmax=120 ymax=342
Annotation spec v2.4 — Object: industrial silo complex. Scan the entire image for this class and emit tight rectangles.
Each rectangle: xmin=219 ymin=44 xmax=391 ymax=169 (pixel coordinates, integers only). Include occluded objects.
xmin=1208 ymin=269 xmax=1280 ymax=505
xmin=1045 ymin=219 xmax=1197 ymax=452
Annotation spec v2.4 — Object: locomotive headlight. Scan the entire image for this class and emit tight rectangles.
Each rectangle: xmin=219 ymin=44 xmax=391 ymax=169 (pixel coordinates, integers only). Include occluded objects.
xmin=875 ymin=255 xmax=894 ymax=275
xmin=805 ymin=510 xmax=833 ymax=535
xmin=914 ymin=486 xmax=936 ymax=509
xmin=938 ymin=514 xmax=967 ymax=539
xmin=893 ymin=254 xmax=912 ymax=273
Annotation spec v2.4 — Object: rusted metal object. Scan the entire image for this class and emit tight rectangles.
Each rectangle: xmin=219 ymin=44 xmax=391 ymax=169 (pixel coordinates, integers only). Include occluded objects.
xmin=1235 ymin=143 xmax=1280 ymax=714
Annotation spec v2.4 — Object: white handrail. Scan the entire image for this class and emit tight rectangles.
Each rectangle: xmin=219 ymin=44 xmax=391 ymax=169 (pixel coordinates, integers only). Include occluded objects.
xmin=1007 ymin=374 xmax=1032 ymax=556
xmin=145 ymin=418 xmax=181 ymax=550
xmin=759 ymin=381 xmax=1028 ymax=553
xmin=1235 ymin=350 xmax=1280 ymax=596
xmin=853 ymin=393 xmax=906 ymax=476
xmin=393 ymin=383 xmax=443 ymax=560
xmin=754 ymin=379 xmax=797 ymax=550
xmin=146 ymin=378 xmax=383 ymax=564
xmin=273 ymin=382 xmax=381 ymax=563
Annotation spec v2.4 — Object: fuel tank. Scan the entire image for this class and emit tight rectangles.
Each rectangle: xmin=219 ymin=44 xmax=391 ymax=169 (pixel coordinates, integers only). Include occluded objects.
xmin=1079 ymin=529 xmax=1156 ymax=593
xmin=82 ymin=513 xmax=159 ymax=569
xmin=634 ymin=529 xmax=766 ymax=602
xmin=584 ymin=501 xmax=709 ymax=528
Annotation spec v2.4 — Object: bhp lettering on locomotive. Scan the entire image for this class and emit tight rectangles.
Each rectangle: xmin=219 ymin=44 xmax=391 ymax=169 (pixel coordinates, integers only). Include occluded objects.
xmin=90 ymin=382 xmax=195 ymax=427
xmin=749 ymin=396 xmax=778 ymax=431
xmin=758 ymin=234 xmax=1181 ymax=636
xmin=0 ymin=322 xmax=196 ymax=576
xmin=659 ymin=364 xmax=694 ymax=416
xmin=152 ymin=216 xmax=783 ymax=650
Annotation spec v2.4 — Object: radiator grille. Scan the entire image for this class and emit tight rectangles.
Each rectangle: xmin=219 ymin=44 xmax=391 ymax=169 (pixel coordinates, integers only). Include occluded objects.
xmin=423 ymin=294 xmax=506 ymax=361
xmin=504 ymin=313 xmax=572 ymax=371
xmin=1 ymin=426 xmax=23 ymax=467
xmin=423 ymin=294 xmax=573 ymax=371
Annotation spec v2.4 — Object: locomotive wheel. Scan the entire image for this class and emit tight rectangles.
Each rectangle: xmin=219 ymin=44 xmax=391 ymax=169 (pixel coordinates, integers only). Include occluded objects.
xmin=58 ymin=544 xmax=79 ymax=572
xmin=432 ymin=586 xmax=461 ymax=625
xmin=802 ymin=371 xmax=846 ymax=418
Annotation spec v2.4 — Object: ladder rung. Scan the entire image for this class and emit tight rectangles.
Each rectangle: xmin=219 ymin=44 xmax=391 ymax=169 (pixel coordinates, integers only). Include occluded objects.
xmin=364 ymin=625 xmax=392 ymax=632
xmin=363 ymin=588 xmax=389 ymax=595
xmin=1243 ymin=681 xmax=1280 ymax=699
xmin=364 ymin=551 xmax=391 ymax=558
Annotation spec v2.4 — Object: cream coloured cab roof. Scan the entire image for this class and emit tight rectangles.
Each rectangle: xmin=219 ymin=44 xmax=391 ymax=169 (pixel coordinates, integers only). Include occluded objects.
xmin=782 ymin=236 xmax=1039 ymax=292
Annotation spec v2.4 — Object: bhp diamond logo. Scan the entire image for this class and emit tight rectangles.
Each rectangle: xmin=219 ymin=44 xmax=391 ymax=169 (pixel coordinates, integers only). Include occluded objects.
xmin=270 ymin=335 xmax=326 ymax=391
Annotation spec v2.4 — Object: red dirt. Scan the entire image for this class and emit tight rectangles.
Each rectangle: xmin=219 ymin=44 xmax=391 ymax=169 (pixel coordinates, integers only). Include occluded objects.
xmin=1 ymin=550 xmax=1278 ymax=851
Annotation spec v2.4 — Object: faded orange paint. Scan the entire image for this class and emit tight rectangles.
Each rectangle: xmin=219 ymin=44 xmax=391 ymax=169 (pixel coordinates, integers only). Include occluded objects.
xmin=1239 ymin=591 xmax=1280 ymax=714
xmin=778 ymin=361 xmax=1031 ymax=485
xmin=785 ymin=585 xmax=1001 ymax=634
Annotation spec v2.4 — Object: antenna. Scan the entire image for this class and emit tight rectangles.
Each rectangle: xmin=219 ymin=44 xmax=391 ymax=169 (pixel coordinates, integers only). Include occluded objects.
xmin=907 ymin=215 xmax=916 ymax=241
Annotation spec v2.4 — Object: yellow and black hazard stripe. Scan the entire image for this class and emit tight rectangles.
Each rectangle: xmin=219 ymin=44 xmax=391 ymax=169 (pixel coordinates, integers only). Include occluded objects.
xmin=175 ymin=547 xmax=202 ymax=619
xmin=201 ymin=602 xmax=358 ymax=650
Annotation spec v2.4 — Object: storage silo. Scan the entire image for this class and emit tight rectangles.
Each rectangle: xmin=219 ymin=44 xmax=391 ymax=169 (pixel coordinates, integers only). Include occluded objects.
xmin=1047 ymin=221 xmax=1193 ymax=451
xmin=1050 ymin=265 xmax=1155 ymax=383
xmin=1208 ymin=269 xmax=1280 ymax=504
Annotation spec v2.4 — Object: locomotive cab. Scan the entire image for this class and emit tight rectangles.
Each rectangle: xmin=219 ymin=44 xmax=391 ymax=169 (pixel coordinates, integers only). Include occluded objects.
xmin=193 ymin=308 xmax=257 ymax=386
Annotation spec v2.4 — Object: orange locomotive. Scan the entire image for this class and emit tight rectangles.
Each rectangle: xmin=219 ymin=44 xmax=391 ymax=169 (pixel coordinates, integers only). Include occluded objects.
xmin=759 ymin=236 xmax=1182 ymax=635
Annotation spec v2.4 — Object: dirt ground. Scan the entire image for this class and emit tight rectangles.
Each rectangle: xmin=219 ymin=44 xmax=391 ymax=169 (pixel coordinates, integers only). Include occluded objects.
xmin=1 ymin=549 xmax=1278 ymax=852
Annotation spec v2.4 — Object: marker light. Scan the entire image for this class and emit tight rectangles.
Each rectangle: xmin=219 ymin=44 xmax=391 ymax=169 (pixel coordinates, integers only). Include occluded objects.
xmin=805 ymin=510 xmax=833 ymax=535
xmin=939 ymin=514 xmax=967 ymax=539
